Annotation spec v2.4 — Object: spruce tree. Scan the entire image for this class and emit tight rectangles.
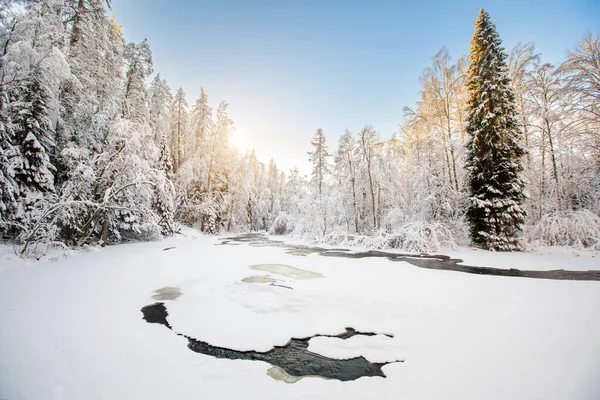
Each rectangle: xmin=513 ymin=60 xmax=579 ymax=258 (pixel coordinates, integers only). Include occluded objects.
xmin=191 ymin=87 xmax=212 ymax=152
xmin=171 ymin=87 xmax=189 ymax=170
xmin=12 ymin=69 xmax=55 ymax=195
xmin=308 ymin=128 xmax=330 ymax=235
xmin=465 ymin=9 xmax=526 ymax=251
xmin=154 ymin=133 xmax=175 ymax=235
xmin=0 ymin=117 xmax=18 ymax=233
xmin=159 ymin=133 xmax=174 ymax=181
xmin=308 ymin=128 xmax=330 ymax=200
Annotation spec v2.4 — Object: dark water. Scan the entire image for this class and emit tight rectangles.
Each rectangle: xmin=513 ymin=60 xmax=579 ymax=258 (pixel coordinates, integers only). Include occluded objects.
xmin=220 ymin=233 xmax=600 ymax=281
xmin=141 ymin=302 xmax=400 ymax=381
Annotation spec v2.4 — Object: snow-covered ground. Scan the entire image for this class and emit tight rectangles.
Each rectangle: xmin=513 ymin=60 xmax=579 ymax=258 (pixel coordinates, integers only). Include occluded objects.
xmin=1 ymin=230 xmax=599 ymax=399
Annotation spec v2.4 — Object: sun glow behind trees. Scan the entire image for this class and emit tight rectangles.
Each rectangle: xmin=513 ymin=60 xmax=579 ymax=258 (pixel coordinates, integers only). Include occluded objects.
xmin=228 ymin=129 xmax=247 ymax=152
xmin=0 ymin=1 xmax=599 ymax=255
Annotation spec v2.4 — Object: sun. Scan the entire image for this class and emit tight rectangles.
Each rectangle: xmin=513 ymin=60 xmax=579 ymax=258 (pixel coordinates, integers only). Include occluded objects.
xmin=228 ymin=129 xmax=246 ymax=151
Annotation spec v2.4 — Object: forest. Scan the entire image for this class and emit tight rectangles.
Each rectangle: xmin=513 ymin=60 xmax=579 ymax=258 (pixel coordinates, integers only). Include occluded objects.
xmin=0 ymin=0 xmax=599 ymax=257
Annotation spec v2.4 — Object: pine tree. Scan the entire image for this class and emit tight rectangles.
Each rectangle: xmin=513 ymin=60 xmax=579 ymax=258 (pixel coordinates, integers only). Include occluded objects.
xmin=159 ymin=133 xmax=174 ymax=181
xmin=154 ymin=133 xmax=175 ymax=235
xmin=122 ymin=39 xmax=153 ymax=123
xmin=148 ymin=74 xmax=173 ymax=146
xmin=308 ymin=128 xmax=330 ymax=235
xmin=308 ymin=128 xmax=330 ymax=199
xmin=56 ymin=4 xmax=124 ymax=246
xmin=0 ymin=116 xmax=18 ymax=234
xmin=191 ymin=87 xmax=212 ymax=152
xmin=465 ymin=9 xmax=526 ymax=251
xmin=11 ymin=69 xmax=55 ymax=195
xmin=170 ymin=87 xmax=189 ymax=170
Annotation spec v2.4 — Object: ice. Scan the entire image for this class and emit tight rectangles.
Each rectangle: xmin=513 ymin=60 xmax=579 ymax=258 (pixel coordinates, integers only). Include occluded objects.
xmin=250 ymin=263 xmax=324 ymax=279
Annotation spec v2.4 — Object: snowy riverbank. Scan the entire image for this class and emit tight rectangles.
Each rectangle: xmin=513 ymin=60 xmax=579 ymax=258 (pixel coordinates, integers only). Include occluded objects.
xmin=1 ymin=230 xmax=599 ymax=399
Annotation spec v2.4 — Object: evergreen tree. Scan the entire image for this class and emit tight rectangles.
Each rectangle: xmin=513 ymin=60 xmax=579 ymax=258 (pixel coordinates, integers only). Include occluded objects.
xmin=308 ymin=128 xmax=330 ymax=235
xmin=191 ymin=87 xmax=212 ymax=152
xmin=465 ymin=9 xmax=526 ymax=251
xmin=0 ymin=115 xmax=18 ymax=233
xmin=170 ymin=87 xmax=189 ymax=170
xmin=55 ymin=5 xmax=124 ymax=246
xmin=159 ymin=133 xmax=174 ymax=181
xmin=148 ymin=74 xmax=173 ymax=146
xmin=154 ymin=133 xmax=175 ymax=235
xmin=122 ymin=39 xmax=153 ymax=123
xmin=11 ymin=69 xmax=55 ymax=195
xmin=308 ymin=128 xmax=330 ymax=199
xmin=61 ymin=0 xmax=122 ymax=153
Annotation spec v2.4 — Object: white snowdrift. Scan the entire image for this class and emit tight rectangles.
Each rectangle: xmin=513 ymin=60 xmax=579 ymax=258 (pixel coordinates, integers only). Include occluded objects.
xmin=0 ymin=229 xmax=599 ymax=400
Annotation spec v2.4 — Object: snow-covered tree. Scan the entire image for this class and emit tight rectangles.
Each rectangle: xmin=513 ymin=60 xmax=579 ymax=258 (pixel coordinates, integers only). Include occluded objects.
xmin=191 ymin=86 xmax=211 ymax=152
xmin=308 ymin=128 xmax=330 ymax=200
xmin=464 ymin=9 xmax=526 ymax=250
xmin=335 ymin=130 xmax=359 ymax=233
xmin=357 ymin=125 xmax=381 ymax=231
xmin=154 ymin=133 xmax=175 ymax=235
xmin=170 ymin=87 xmax=189 ymax=170
xmin=0 ymin=0 xmax=71 ymax=247
xmin=526 ymin=62 xmax=578 ymax=213
xmin=421 ymin=48 xmax=466 ymax=192
xmin=148 ymin=74 xmax=172 ymax=146
xmin=122 ymin=39 xmax=152 ymax=122
xmin=11 ymin=68 xmax=55 ymax=195
xmin=307 ymin=128 xmax=330 ymax=235
xmin=561 ymin=33 xmax=600 ymax=171
xmin=0 ymin=113 xmax=18 ymax=234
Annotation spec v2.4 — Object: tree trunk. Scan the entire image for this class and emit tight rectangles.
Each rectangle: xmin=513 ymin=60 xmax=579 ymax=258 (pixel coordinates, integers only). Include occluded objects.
xmin=347 ymin=153 xmax=359 ymax=233
xmin=377 ymin=183 xmax=382 ymax=230
xmin=100 ymin=211 xmax=109 ymax=247
xmin=69 ymin=0 xmax=87 ymax=49
xmin=545 ymin=118 xmax=562 ymax=211
xmin=366 ymin=158 xmax=376 ymax=229
xmin=539 ymin=133 xmax=546 ymax=219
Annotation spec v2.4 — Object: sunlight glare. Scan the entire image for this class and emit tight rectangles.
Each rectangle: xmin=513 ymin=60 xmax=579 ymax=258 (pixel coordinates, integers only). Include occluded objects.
xmin=229 ymin=129 xmax=245 ymax=151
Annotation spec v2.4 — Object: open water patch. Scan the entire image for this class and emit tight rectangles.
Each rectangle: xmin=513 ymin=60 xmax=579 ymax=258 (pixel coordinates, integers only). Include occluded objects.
xmin=140 ymin=302 xmax=401 ymax=382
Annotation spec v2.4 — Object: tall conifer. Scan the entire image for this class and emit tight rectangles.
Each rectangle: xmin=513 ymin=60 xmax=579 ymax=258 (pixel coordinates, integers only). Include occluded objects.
xmin=465 ymin=9 xmax=526 ymax=250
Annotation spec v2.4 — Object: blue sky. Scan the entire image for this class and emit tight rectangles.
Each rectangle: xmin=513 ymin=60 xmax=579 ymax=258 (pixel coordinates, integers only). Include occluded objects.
xmin=112 ymin=0 xmax=599 ymax=174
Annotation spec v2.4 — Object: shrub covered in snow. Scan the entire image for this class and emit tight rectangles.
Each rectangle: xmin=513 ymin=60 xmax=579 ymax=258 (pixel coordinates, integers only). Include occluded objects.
xmin=269 ymin=212 xmax=290 ymax=235
xmin=321 ymin=221 xmax=461 ymax=253
xmin=527 ymin=210 xmax=600 ymax=249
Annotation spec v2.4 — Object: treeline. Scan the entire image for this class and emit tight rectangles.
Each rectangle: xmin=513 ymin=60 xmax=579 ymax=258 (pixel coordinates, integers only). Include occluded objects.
xmin=0 ymin=0 xmax=299 ymax=257
xmin=284 ymin=25 xmax=600 ymax=250
xmin=0 ymin=2 xmax=598 ymax=256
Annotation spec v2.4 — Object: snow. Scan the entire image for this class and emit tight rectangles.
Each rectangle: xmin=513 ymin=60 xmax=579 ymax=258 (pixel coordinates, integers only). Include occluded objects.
xmin=308 ymin=334 xmax=404 ymax=364
xmin=445 ymin=246 xmax=600 ymax=272
xmin=1 ymin=229 xmax=600 ymax=399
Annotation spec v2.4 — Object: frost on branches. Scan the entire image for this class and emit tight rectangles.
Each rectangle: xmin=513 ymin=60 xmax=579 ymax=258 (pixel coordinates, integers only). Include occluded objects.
xmin=0 ymin=2 xmax=598 ymax=256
